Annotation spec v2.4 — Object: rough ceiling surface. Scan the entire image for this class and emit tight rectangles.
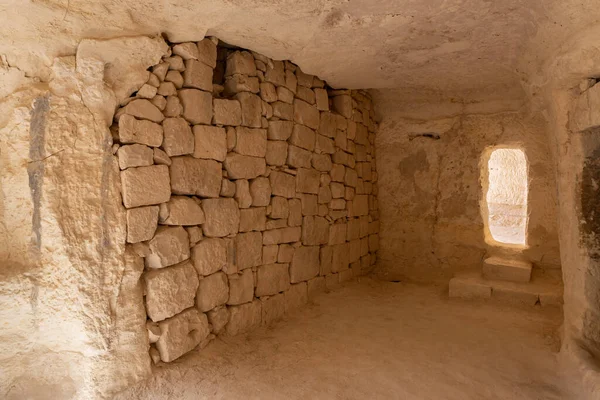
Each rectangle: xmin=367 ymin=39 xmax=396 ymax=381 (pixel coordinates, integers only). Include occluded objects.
xmin=2 ymin=0 xmax=600 ymax=102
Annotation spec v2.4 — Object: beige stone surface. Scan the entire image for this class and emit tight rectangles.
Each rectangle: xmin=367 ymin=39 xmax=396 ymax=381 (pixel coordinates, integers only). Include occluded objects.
xmin=236 ymin=92 xmax=262 ymax=128
xmin=197 ymin=39 xmax=217 ymax=68
xmin=170 ymin=156 xmax=222 ymax=197
xmin=250 ymin=177 xmax=271 ymax=207
xmin=196 ymin=271 xmax=229 ymax=312
xmin=287 ymin=145 xmax=312 ymax=169
xmin=121 ymin=165 xmax=171 ymax=208
xmin=226 ymin=51 xmax=257 ymax=77
xmin=192 ymin=238 xmax=226 ymax=276
xmin=235 ymin=179 xmax=252 ymax=209
xmin=146 ymin=226 xmax=190 ymax=269
xmin=284 ymin=282 xmax=308 ymax=313
xmin=228 ymin=269 xmax=255 ymax=305
xmin=122 ymin=99 xmax=165 ymax=123
xmin=268 ymin=120 xmax=293 ymax=140
xmin=290 ymin=246 xmax=320 ymax=283
xmin=235 ymin=232 xmax=263 ymax=270
xmin=202 ymin=198 xmax=241 ymax=237
xmin=207 ymin=306 xmax=229 ymax=334
xmin=224 ymin=153 xmax=266 ymax=179
xmin=213 ymin=98 xmax=242 ymax=126
xmin=256 ymin=263 xmax=291 ymax=296
xmin=260 ymin=293 xmax=285 ymax=325
xmin=302 ymin=216 xmax=329 ymax=245
xmin=119 ymin=114 xmax=163 ymax=147
xmin=162 ymin=117 xmax=194 ymax=156
xmin=239 ymin=207 xmax=267 ymax=232
xmin=126 ymin=206 xmax=159 ymax=243
xmin=288 ymin=198 xmax=303 ymax=227
xmin=296 ymin=168 xmax=320 ymax=194
xmin=156 ymin=308 xmax=210 ymax=363
xmin=290 ymin=124 xmax=316 ymax=151
xmin=183 ymin=59 xmax=213 ymax=91
xmin=179 ymin=89 xmax=212 ymax=124
xmin=117 ymin=144 xmax=154 ymax=169
xmin=144 ymin=261 xmax=199 ymax=322
xmin=225 ymin=300 xmax=261 ymax=336
xmin=193 ymin=125 xmax=227 ymax=161
xmin=159 ymin=196 xmax=205 ymax=225
xmin=235 ymin=127 xmax=267 ymax=157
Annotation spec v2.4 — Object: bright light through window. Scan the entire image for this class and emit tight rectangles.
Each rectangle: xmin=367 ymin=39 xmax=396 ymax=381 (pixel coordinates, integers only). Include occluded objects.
xmin=485 ymin=148 xmax=528 ymax=245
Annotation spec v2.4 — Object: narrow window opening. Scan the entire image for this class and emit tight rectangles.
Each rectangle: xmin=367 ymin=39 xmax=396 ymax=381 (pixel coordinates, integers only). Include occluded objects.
xmin=484 ymin=148 xmax=528 ymax=246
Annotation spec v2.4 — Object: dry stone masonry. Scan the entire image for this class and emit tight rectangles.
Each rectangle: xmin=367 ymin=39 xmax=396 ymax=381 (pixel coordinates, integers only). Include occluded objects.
xmin=114 ymin=36 xmax=379 ymax=364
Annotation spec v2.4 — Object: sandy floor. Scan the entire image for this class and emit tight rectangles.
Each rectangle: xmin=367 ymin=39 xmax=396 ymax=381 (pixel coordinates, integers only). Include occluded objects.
xmin=116 ymin=279 xmax=566 ymax=400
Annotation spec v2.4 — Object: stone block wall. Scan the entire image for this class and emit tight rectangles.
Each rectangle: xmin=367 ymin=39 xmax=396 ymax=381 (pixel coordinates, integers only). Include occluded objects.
xmin=113 ymin=37 xmax=379 ymax=364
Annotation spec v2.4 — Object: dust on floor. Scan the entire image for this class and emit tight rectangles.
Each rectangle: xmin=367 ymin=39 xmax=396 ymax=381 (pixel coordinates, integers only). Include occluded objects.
xmin=116 ymin=278 xmax=565 ymax=400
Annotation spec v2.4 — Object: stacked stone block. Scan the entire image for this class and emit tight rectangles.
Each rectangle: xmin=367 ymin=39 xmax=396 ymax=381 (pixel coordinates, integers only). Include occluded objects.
xmin=113 ymin=37 xmax=380 ymax=364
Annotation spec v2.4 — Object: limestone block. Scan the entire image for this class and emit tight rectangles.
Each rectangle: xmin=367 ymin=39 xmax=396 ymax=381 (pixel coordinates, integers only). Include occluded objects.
xmin=146 ymin=226 xmax=190 ymax=269
xmin=164 ymin=95 xmax=183 ymax=117
xmin=335 ymin=129 xmax=347 ymax=150
xmin=256 ymin=263 xmax=291 ymax=296
xmin=225 ymin=300 xmax=261 ymax=336
xmin=235 ymin=127 xmax=267 ymax=157
xmin=319 ymin=112 xmax=337 ymax=138
xmin=126 ymin=205 xmax=159 ymax=243
xmin=332 ymin=95 xmax=352 ymax=118
xmin=154 ymin=147 xmax=171 ymax=166
xmin=151 ymin=95 xmax=167 ymax=110
xmin=162 ymin=117 xmax=194 ymax=156
xmin=293 ymin=99 xmax=319 ymax=130
xmin=270 ymin=196 xmax=289 ymax=219
xmin=296 ymin=69 xmax=313 ymax=87
xmin=314 ymin=88 xmax=329 ymax=111
xmin=207 ymin=306 xmax=229 ymax=334
xmin=157 ymin=81 xmax=177 ymax=96
xmin=221 ymin=179 xmax=236 ymax=197
xmin=261 ymin=293 xmax=285 ymax=325
xmin=308 ymin=276 xmax=327 ymax=298
xmin=290 ymin=245 xmax=320 ymax=283
xmin=344 ymin=167 xmax=358 ymax=188
xmin=262 ymin=227 xmax=301 ymax=245
xmin=318 ymin=204 xmax=329 ymax=216
xmin=331 ymin=243 xmax=349 ymax=272
xmin=347 ymin=219 xmax=360 ymax=241
xmin=270 ymin=171 xmax=295 ymax=198
xmin=165 ymin=71 xmax=183 ymax=88
xmin=179 ymin=89 xmax=213 ymax=124
xmin=360 ymin=237 xmax=369 ymax=256
xmin=196 ymin=271 xmax=229 ymax=312
xmin=482 ymin=257 xmax=532 ymax=283
xmin=330 ymin=199 xmax=346 ymax=210
xmin=183 ymin=59 xmax=213 ymax=91
xmin=278 ymin=244 xmax=294 ymax=263
xmin=359 ymin=216 xmax=370 ymax=238
xmin=300 ymin=194 xmax=318 ymax=216
xmin=165 ymin=55 xmax=185 ymax=71
xmin=159 ymin=196 xmax=205 ymax=226
xmin=296 ymin=86 xmax=315 ymax=104
xmin=290 ymin=124 xmax=316 ymax=151
xmin=192 ymin=238 xmax=226 ymax=276
xmin=345 ymin=186 xmax=355 ymax=201
xmin=331 ymin=182 xmax=345 ymax=198
xmin=288 ymin=198 xmax=302 ymax=227
xmin=170 ymin=156 xmax=222 ymax=197
xmin=318 ymin=185 xmax=332 ymax=204
xmin=117 ymin=144 xmax=153 ymax=170
xmin=268 ymin=120 xmax=293 ymax=140
xmin=235 ymin=92 xmax=262 ymax=128
xmin=144 ymin=261 xmax=199 ymax=322
xmin=212 ymin=98 xmax=242 ymax=126
xmin=226 ymin=51 xmax=257 ymax=77
xmin=119 ymin=114 xmax=163 ymax=147
xmin=235 ymin=231 xmax=263 ymax=270
xmin=187 ymin=226 xmax=203 ymax=245
xmin=299 ymin=210 xmax=328 ymax=242
xmin=320 ymin=246 xmax=333 ymax=275
xmin=228 ymin=269 xmax=254 ymax=305
xmin=156 ymin=309 xmax=210 ymax=362
xmin=138 ymin=83 xmax=158 ymax=99
xmin=315 ymin=134 xmax=335 ymax=154
xmin=348 ymin=239 xmax=361 ymax=263
xmin=296 ymin=168 xmax=320 ymax=194
xmin=224 ymin=153 xmax=266 ymax=179
xmin=122 ymin=99 xmax=164 ymax=123
xmin=258 ymin=244 xmax=276 ymax=265
xmin=224 ymin=74 xmax=260 ymax=95
xmin=202 ymin=198 xmax=240 ymax=237
xmin=265 ymin=60 xmax=285 ymax=85
xmin=260 ymin=82 xmax=278 ymax=102
xmin=285 ymin=282 xmax=308 ymax=313
xmin=197 ymin=38 xmax=218 ymax=68
xmin=330 ymin=164 xmax=345 ymax=182
xmin=349 ymin=195 xmax=369 ymax=217
xmin=235 ymin=180 xmax=252 ymax=209
xmin=147 ymin=321 xmax=161 ymax=343
xmin=287 ymin=145 xmax=312 ymax=169
xmin=266 ymin=219 xmax=288 ymax=230
xmin=239 ymin=207 xmax=267 ymax=233
xmin=193 ymin=125 xmax=227 ymax=161
xmin=355 ymin=124 xmax=369 ymax=145
xmin=121 ymin=165 xmax=171 ymax=208
xmin=312 ymin=153 xmax=332 ymax=172
xmin=272 ymin=101 xmax=293 ymax=120
xmin=250 ymin=177 xmax=271 ymax=207
xmin=284 ymin=70 xmax=298 ymax=93
xmin=277 ymin=86 xmax=294 ymax=104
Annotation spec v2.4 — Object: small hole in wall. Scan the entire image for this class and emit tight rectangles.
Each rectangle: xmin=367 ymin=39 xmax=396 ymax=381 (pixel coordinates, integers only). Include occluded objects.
xmin=482 ymin=148 xmax=529 ymax=246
